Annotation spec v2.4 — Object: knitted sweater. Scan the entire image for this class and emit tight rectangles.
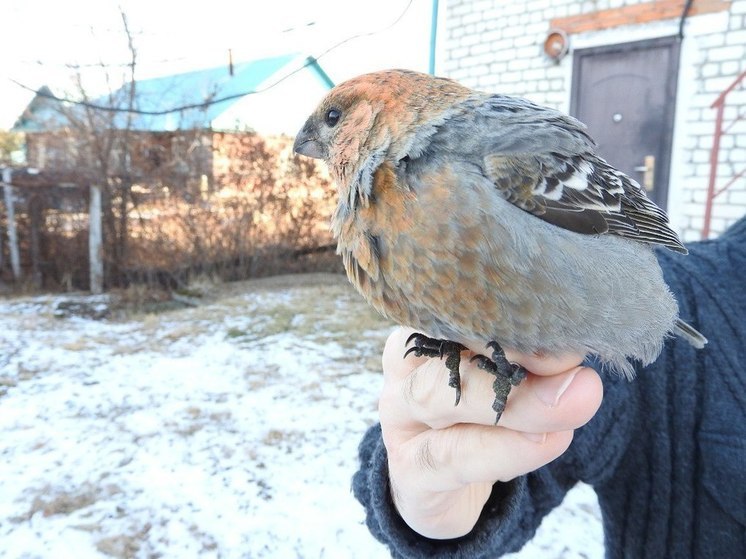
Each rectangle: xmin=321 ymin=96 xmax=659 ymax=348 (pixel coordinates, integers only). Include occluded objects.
xmin=352 ymin=217 xmax=746 ymax=558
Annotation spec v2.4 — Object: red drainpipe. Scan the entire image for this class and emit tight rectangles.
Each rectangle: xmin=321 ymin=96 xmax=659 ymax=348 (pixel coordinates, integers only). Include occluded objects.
xmin=702 ymin=70 xmax=746 ymax=239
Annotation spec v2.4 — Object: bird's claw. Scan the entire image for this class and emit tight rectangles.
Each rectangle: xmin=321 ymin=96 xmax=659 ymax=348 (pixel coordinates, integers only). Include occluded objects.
xmin=403 ymin=334 xmax=526 ymax=423
xmin=404 ymin=333 xmax=467 ymax=406
xmin=470 ymin=341 xmax=528 ymax=424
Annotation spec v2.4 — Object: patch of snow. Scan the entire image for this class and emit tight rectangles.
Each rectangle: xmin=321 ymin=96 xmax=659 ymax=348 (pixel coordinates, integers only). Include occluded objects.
xmin=0 ymin=283 xmax=603 ymax=558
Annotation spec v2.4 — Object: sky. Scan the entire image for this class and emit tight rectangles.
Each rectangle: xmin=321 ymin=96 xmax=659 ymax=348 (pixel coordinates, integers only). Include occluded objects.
xmin=0 ymin=0 xmax=433 ymax=129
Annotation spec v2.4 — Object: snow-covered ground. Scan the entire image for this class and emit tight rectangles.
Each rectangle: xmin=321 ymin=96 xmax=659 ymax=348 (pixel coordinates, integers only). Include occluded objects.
xmin=0 ymin=273 xmax=603 ymax=558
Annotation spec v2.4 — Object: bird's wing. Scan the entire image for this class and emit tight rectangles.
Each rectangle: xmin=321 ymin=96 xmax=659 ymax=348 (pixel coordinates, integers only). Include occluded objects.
xmin=435 ymin=94 xmax=687 ymax=253
xmin=484 ymin=151 xmax=687 ymax=253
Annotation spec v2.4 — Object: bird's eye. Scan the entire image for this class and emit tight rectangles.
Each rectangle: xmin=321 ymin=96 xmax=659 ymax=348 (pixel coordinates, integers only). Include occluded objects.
xmin=325 ymin=108 xmax=341 ymax=127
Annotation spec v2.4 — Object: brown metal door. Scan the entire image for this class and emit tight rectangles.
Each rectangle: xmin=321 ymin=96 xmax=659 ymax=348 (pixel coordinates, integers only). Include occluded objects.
xmin=570 ymin=36 xmax=681 ymax=210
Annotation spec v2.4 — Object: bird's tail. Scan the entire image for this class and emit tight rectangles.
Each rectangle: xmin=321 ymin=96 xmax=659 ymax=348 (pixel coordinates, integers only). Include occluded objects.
xmin=674 ymin=318 xmax=708 ymax=349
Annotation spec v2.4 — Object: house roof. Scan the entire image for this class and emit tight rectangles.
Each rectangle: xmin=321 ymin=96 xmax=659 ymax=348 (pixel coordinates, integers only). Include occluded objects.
xmin=12 ymin=86 xmax=69 ymax=132
xmin=13 ymin=54 xmax=333 ymax=133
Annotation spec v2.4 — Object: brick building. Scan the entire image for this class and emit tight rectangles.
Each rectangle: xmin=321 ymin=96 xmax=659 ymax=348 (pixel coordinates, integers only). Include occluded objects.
xmin=437 ymin=0 xmax=746 ymax=240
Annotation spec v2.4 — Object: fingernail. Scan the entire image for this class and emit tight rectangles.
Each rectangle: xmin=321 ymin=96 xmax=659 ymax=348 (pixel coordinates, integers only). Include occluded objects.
xmin=535 ymin=370 xmax=579 ymax=407
xmin=520 ymin=431 xmax=547 ymax=443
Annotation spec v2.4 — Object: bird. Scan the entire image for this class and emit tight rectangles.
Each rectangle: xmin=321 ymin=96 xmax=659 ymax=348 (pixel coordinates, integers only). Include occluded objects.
xmin=293 ymin=69 xmax=707 ymax=423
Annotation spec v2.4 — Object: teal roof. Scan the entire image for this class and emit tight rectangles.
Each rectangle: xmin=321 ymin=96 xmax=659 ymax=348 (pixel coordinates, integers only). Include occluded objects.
xmin=12 ymin=86 xmax=68 ymax=132
xmin=115 ymin=53 xmax=296 ymax=131
xmin=14 ymin=54 xmax=332 ymax=132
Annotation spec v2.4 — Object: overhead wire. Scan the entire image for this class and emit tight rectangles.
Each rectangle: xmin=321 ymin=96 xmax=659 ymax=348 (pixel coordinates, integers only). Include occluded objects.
xmin=9 ymin=0 xmax=414 ymax=116
xmin=17 ymin=56 xmax=191 ymax=69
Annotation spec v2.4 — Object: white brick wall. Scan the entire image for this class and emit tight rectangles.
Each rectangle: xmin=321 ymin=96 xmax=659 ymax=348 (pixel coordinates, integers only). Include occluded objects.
xmin=439 ymin=0 xmax=746 ymax=240
xmin=677 ymin=2 xmax=746 ymax=240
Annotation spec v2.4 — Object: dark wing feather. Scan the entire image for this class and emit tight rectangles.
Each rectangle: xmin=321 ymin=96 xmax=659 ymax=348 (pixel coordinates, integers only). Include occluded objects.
xmin=465 ymin=95 xmax=687 ymax=253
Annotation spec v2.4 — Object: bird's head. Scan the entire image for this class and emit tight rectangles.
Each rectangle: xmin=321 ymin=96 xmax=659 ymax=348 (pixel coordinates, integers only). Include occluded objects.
xmin=294 ymin=69 xmax=472 ymax=206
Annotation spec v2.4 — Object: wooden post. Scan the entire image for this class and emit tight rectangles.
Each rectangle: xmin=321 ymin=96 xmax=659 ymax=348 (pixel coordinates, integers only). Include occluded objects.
xmin=89 ymin=184 xmax=104 ymax=293
xmin=29 ymin=194 xmax=43 ymax=288
xmin=2 ymin=168 xmax=22 ymax=282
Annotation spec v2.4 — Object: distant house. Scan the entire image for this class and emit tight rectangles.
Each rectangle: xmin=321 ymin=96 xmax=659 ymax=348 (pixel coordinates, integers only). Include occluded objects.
xmin=95 ymin=53 xmax=333 ymax=135
xmin=12 ymin=54 xmax=333 ymax=192
xmin=438 ymin=0 xmax=745 ymax=240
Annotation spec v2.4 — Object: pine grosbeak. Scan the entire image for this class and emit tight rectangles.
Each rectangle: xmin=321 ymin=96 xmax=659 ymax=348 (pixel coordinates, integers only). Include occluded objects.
xmin=293 ymin=69 xmax=706 ymax=422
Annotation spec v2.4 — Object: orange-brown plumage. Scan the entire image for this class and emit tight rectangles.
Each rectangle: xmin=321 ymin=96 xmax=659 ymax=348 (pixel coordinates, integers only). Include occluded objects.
xmin=293 ymin=69 xmax=706 ymax=421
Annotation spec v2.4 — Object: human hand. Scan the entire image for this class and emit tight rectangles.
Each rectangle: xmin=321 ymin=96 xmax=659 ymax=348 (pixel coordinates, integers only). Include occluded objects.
xmin=378 ymin=327 xmax=604 ymax=540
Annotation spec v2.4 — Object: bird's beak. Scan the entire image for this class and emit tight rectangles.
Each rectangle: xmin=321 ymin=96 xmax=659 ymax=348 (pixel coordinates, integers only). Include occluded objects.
xmin=293 ymin=125 xmax=325 ymax=159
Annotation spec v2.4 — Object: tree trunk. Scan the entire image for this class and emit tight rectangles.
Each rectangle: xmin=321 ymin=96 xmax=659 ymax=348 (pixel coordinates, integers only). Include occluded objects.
xmin=29 ymin=194 xmax=43 ymax=288
xmin=2 ymin=168 xmax=22 ymax=281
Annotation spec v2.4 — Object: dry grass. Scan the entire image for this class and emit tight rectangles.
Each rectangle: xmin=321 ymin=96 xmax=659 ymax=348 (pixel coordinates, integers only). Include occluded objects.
xmin=121 ymin=273 xmax=393 ymax=349
xmin=14 ymin=483 xmax=122 ymax=523
xmin=0 ymin=272 xmax=392 ymax=361
xmin=95 ymin=523 xmax=152 ymax=559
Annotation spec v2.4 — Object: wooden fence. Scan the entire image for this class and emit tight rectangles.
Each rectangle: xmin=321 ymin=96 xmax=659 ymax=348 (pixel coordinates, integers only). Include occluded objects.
xmin=1 ymin=168 xmax=103 ymax=292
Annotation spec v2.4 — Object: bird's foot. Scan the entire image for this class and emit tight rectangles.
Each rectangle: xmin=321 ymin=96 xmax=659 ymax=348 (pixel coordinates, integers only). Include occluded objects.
xmin=404 ymin=333 xmax=467 ymax=405
xmin=470 ymin=341 xmax=527 ymax=424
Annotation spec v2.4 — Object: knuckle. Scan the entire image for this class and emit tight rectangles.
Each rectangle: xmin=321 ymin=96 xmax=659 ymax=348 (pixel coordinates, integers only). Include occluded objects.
xmin=414 ymin=437 xmax=438 ymax=472
xmin=418 ymin=431 xmax=457 ymax=473
xmin=399 ymin=361 xmax=464 ymax=429
xmin=401 ymin=360 xmax=442 ymax=409
xmin=387 ymin=437 xmax=445 ymax=486
xmin=439 ymin=429 xmax=473 ymax=473
xmin=401 ymin=367 xmax=426 ymax=407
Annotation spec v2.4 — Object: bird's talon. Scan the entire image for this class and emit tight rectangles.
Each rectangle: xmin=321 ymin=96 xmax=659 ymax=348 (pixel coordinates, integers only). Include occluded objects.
xmin=450 ymin=372 xmax=462 ymax=406
xmin=492 ymin=399 xmax=506 ymax=424
xmin=405 ymin=332 xmax=421 ymax=347
xmin=402 ymin=333 xmax=466 ymax=406
xmin=403 ymin=346 xmax=422 ymax=359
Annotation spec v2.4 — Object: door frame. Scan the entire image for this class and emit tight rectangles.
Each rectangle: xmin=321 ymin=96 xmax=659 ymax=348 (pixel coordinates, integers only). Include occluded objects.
xmin=569 ymin=36 xmax=681 ymax=209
